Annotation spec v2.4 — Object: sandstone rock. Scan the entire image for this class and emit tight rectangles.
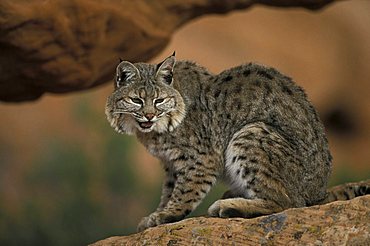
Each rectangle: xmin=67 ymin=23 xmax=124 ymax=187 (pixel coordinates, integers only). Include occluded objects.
xmin=0 ymin=0 xmax=339 ymax=102
xmin=91 ymin=195 xmax=370 ymax=245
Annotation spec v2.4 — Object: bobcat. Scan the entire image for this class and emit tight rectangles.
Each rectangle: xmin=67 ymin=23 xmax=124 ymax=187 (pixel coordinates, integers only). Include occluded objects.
xmin=105 ymin=53 xmax=369 ymax=232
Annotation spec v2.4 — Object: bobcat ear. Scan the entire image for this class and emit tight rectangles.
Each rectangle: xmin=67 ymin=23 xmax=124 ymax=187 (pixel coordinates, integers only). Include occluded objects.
xmin=156 ymin=53 xmax=176 ymax=85
xmin=116 ymin=61 xmax=140 ymax=88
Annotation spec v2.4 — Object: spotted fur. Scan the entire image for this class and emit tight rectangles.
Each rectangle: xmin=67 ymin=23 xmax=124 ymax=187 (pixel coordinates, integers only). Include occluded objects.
xmin=105 ymin=54 xmax=350 ymax=232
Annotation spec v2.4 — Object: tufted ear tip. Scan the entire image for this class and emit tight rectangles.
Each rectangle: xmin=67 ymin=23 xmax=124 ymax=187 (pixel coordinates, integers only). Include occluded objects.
xmin=156 ymin=53 xmax=176 ymax=72
xmin=119 ymin=57 xmax=123 ymax=63
xmin=156 ymin=54 xmax=176 ymax=85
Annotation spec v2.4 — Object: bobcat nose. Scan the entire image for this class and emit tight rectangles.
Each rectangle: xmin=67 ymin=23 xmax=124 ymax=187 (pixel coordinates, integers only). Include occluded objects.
xmin=145 ymin=113 xmax=155 ymax=121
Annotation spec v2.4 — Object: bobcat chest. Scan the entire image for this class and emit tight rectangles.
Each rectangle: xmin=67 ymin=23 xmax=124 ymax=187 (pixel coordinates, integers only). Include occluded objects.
xmin=140 ymin=133 xmax=179 ymax=161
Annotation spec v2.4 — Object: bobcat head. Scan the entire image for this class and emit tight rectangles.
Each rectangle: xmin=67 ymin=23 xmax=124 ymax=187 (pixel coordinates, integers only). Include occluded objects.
xmin=105 ymin=53 xmax=186 ymax=135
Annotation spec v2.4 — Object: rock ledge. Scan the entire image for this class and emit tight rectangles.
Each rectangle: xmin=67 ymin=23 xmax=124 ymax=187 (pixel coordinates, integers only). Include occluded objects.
xmin=91 ymin=195 xmax=370 ymax=245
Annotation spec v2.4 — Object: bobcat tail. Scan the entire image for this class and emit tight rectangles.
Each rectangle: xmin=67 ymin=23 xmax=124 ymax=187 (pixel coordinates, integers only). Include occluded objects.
xmin=320 ymin=179 xmax=370 ymax=204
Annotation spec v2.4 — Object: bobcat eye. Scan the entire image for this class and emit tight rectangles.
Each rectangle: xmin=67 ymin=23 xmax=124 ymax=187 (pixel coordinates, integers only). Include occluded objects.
xmin=155 ymin=98 xmax=165 ymax=104
xmin=130 ymin=97 xmax=143 ymax=105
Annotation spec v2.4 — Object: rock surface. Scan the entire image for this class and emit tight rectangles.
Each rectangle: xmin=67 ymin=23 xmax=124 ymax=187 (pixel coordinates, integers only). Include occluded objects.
xmin=0 ymin=0 xmax=340 ymax=102
xmin=91 ymin=195 xmax=370 ymax=245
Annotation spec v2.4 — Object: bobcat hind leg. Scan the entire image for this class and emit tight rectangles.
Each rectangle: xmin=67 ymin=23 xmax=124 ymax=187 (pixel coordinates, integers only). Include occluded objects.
xmin=210 ymin=122 xmax=302 ymax=219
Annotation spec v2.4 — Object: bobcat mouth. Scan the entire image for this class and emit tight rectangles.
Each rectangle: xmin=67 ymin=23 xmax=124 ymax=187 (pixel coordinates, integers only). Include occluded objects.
xmin=139 ymin=121 xmax=154 ymax=129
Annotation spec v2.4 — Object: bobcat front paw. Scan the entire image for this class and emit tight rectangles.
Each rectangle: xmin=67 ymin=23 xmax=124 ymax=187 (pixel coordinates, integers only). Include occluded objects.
xmin=137 ymin=214 xmax=158 ymax=232
xmin=137 ymin=211 xmax=184 ymax=232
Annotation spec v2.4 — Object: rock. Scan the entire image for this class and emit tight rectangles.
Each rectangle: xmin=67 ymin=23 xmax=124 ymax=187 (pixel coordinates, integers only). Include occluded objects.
xmin=0 ymin=0 xmax=339 ymax=102
xmin=90 ymin=195 xmax=370 ymax=245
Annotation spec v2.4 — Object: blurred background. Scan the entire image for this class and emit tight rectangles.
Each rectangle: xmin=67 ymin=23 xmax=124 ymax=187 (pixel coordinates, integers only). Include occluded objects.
xmin=1 ymin=1 xmax=369 ymax=245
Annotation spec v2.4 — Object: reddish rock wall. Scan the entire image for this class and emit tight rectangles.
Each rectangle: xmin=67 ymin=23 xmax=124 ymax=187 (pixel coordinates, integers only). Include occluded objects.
xmin=0 ymin=0 xmax=338 ymax=102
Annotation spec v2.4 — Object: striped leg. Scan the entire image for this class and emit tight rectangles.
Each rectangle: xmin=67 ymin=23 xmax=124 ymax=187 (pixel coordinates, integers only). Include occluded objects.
xmin=156 ymin=166 xmax=176 ymax=212
xmin=137 ymin=157 xmax=219 ymax=232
